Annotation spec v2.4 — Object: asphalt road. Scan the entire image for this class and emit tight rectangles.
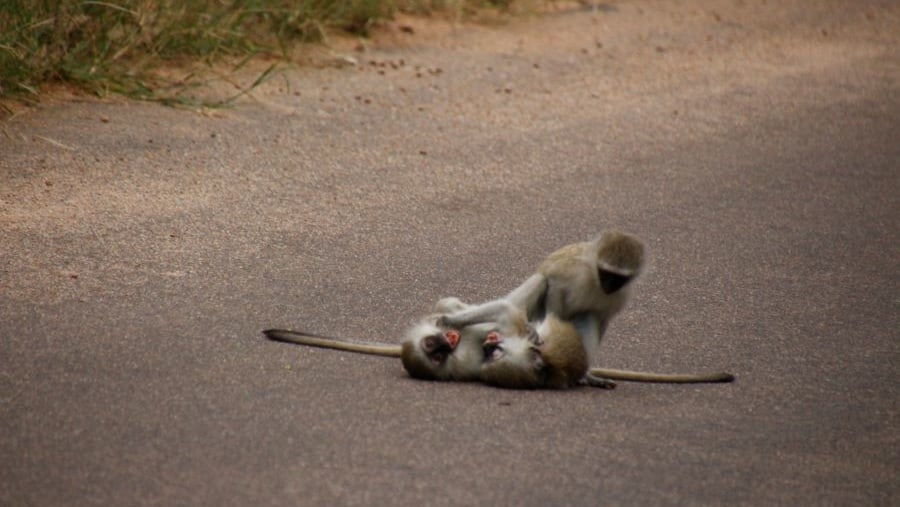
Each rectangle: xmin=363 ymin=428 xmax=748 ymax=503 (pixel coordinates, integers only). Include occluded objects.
xmin=2 ymin=1 xmax=898 ymax=505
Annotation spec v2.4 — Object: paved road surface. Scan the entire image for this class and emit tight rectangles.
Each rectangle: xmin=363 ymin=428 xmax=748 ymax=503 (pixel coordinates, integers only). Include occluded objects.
xmin=2 ymin=1 xmax=898 ymax=505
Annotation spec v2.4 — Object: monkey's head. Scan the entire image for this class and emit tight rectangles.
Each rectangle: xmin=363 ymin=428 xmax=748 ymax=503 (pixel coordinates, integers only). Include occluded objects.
xmin=401 ymin=319 xmax=483 ymax=381
xmin=480 ymin=315 xmax=588 ymax=389
xmin=596 ymin=230 xmax=645 ymax=294
xmin=401 ymin=319 xmax=459 ymax=380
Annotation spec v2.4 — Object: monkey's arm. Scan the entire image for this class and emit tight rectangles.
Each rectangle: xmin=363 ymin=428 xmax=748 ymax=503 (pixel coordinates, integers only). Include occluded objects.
xmin=503 ymin=273 xmax=548 ymax=318
xmin=588 ymin=367 xmax=735 ymax=384
xmin=263 ymin=329 xmax=400 ymax=357
xmin=543 ymin=279 xmax=568 ymax=320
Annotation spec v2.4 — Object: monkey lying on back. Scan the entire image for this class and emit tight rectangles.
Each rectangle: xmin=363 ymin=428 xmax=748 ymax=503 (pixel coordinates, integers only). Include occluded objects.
xmin=477 ymin=308 xmax=594 ymax=389
xmin=264 ymin=291 xmax=536 ymax=382
xmin=399 ymin=272 xmax=548 ymax=382
xmin=265 ymin=230 xmax=734 ymax=387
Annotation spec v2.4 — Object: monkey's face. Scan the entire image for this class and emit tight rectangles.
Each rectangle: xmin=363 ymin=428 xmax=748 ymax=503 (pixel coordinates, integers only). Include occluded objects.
xmin=480 ymin=334 xmax=546 ymax=389
xmin=401 ymin=321 xmax=474 ymax=381
xmin=598 ymin=268 xmax=632 ymax=294
xmin=481 ymin=330 xmax=542 ymax=362
xmin=595 ymin=229 xmax=644 ymax=294
xmin=483 ymin=315 xmax=589 ymax=390
xmin=420 ymin=329 xmax=460 ymax=366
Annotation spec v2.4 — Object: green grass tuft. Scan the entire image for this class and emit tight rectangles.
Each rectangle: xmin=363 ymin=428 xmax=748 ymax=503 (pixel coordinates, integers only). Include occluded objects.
xmin=2 ymin=0 xmax=505 ymax=109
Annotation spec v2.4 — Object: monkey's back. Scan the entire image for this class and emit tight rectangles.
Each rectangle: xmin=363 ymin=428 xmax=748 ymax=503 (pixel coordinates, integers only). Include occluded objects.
xmin=537 ymin=241 xmax=594 ymax=276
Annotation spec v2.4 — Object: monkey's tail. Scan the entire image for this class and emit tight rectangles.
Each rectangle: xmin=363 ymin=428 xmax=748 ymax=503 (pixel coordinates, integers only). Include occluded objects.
xmin=590 ymin=367 xmax=735 ymax=383
xmin=263 ymin=329 xmax=401 ymax=358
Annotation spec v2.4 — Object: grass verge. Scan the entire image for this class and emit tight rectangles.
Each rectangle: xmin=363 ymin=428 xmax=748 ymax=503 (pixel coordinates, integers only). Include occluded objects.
xmin=0 ymin=0 xmax=537 ymax=114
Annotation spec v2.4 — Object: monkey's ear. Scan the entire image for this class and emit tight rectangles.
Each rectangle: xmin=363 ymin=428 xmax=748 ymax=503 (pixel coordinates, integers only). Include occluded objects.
xmin=599 ymin=269 xmax=631 ymax=294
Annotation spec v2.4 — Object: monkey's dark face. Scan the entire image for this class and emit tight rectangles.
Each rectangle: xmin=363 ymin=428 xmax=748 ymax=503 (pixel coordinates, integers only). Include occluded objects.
xmin=402 ymin=321 xmax=459 ymax=380
xmin=482 ymin=332 xmax=505 ymax=363
xmin=420 ymin=330 xmax=460 ymax=366
xmin=481 ymin=337 xmax=546 ymax=389
xmin=482 ymin=326 xmax=545 ymax=364
xmin=480 ymin=334 xmax=547 ymax=389
xmin=403 ymin=321 xmax=489 ymax=381
xmin=598 ymin=268 xmax=632 ymax=294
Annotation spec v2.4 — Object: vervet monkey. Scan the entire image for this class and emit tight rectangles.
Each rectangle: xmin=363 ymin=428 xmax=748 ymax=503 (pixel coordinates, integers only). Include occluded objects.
xmin=267 ymin=275 xmax=547 ymax=383
xmin=438 ymin=230 xmax=733 ymax=388
xmin=479 ymin=311 xmax=590 ymax=389
xmin=445 ymin=231 xmax=644 ymax=326
xmin=437 ymin=230 xmax=645 ymax=388
xmin=399 ymin=273 xmax=548 ymax=381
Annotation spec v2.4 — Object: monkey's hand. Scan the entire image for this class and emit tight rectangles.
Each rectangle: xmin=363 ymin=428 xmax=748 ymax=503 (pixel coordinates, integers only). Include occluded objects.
xmin=581 ymin=374 xmax=617 ymax=389
xmin=524 ymin=325 xmax=543 ymax=346
xmin=437 ymin=314 xmax=468 ymax=329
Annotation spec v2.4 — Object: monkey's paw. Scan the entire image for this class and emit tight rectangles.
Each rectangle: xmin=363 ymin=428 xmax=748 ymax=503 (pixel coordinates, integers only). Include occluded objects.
xmin=582 ymin=375 xmax=617 ymax=389
xmin=436 ymin=315 xmax=454 ymax=328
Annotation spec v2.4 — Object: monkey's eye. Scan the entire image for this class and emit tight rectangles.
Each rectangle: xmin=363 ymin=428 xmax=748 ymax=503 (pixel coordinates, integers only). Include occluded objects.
xmin=423 ymin=335 xmax=438 ymax=351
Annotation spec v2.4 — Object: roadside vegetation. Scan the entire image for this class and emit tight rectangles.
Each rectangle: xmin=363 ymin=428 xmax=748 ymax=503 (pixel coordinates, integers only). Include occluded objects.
xmin=0 ymin=0 xmax=538 ymax=113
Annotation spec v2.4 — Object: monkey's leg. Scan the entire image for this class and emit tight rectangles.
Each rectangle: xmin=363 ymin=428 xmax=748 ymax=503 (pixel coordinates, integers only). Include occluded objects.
xmin=438 ymin=300 xmax=519 ymax=329
xmin=433 ymin=297 xmax=470 ymax=314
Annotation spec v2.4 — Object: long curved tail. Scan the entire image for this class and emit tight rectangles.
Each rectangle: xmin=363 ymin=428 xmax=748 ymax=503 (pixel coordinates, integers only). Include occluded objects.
xmin=590 ymin=367 xmax=735 ymax=383
xmin=263 ymin=329 xmax=401 ymax=358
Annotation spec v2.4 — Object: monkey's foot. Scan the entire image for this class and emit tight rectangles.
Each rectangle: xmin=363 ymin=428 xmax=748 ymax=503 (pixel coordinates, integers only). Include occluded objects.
xmin=582 ymin=375 xmax=617 ymax=389
xmin=436 ymin=315 xmax=469 ymax=331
